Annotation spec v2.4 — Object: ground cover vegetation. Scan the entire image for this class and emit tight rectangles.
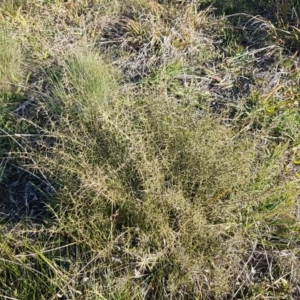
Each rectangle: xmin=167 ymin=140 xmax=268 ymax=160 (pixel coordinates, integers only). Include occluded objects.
xmin=0 ymin=0 xmax=300 ymax=299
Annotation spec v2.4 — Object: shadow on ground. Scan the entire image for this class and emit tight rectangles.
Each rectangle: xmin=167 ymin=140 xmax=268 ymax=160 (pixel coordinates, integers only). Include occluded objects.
xmin=0 ymin=165 xmax=55 ymax=224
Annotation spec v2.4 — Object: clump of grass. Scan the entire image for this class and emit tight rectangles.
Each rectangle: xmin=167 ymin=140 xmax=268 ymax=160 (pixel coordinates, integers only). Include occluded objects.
xmin=0 ymin=29 xmax=25 ymax=121
xmin=9 ymin=47 xmax=295 ymax=299
xmin=48 ymin=50 xmax=118 ymax=124
xmin=0 ymin=31 xmax=22 ymax=90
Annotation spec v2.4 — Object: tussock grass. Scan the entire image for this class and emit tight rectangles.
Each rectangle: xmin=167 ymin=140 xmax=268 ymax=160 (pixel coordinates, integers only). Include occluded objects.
xmin=0 ymin=29 xmax=25 ymax=122
xmin=0 ymin=31 xmax=22 ymax=90
xmin=48 ymin=50 xmax=117 ymax=123
xmin=1 ymin=0 xmax=300 ymax=299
